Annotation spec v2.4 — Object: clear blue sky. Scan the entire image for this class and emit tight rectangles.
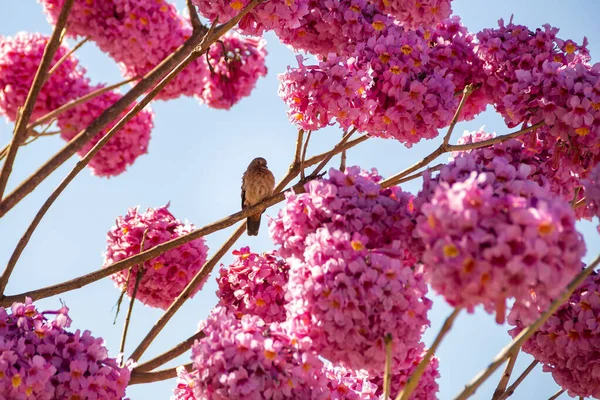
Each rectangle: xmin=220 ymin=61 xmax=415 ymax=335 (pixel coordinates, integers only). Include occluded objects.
xmin=1 ymin=1 xmax=599 ymax=399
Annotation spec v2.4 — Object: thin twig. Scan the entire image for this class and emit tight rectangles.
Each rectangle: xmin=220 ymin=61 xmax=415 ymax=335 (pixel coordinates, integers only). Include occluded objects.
xmin=0 ymin=0 xmax=74 ymax=202
xmin=46 ymin=37 xmax=89 ymax=79
xmin=0 ymin=0 xmax=262 ymax=217
xmin=442 ymin=84 xmax=474 ymax=148
xmin=574 ymin=197 xmax=587 ymax=209
xmin=29 ymin=76 xmax=138 ymax=129
xmin=300 ymin=130 xmax=312 ymax=180
xmin=186 ymin=0 xmax=202 ymax=32
xmin=129 ymin=362 xmax=193 ymax=385
xmin=396 ymin=308 xmax=461 ymax=400
xmin=0 ymin=2 xmax=263 ymax=295
xmin=0 ymin=138 xmax=363 ymax=307
xmin=492 ymin=349 xmax=520 ymax=400
xmin=571 ymin=186 xmax=581 ymax=208
xmin=393 ymin=164 xmax=443 ymax=186
xmin=548 ymin=389 xmax=565 ymax=400
xmin=383 ymin=334 xmax=393 ymax=399
xmin=496 ymin=360 xmax=539 ymax=400
xmin=454 ymin=254 xmax=600 ymax=400
xmin=294 ymin=129 xmax=304 ymax=166
xmin=135 ymin=331 xmax=206 ymax=372
xmin=447 ymin=121 xmax=545 ymax=152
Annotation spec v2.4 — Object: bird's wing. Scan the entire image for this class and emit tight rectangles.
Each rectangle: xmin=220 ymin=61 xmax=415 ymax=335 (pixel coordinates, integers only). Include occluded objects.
xmin=241 ymin=171 xmax=247 ymax=209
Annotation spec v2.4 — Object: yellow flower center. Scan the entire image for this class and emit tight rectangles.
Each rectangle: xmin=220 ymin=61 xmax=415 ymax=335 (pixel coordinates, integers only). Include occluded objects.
xmin=372 ymin=21 xmax=386 ymax=31
xmin=575 ymin=127 xmax=589 ymax=136
xmin=443 ymin=244 xmax=459 ymax=258
xmin=401 ymin=45 xmax=413 ymax=55
xmin=230 ymin=0 xmax=244 ymax=10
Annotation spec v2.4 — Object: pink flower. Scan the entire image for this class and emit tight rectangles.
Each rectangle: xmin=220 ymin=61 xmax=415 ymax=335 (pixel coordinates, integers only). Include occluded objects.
xmin=380 ymin=0 xmax=452 ymax=30
xmin=0 ymin=298 xmax=130 ymax=400
xmin=103 ymin=204 xmax=209 ymax=310
xmin=509 ymin=272 xmax=600 ymax=398
xmin=190 ymin=306 xmax=327 ymax=399
xmin=171 ymin=366 xmax=197 ymax=400
xmin=217 ymin=247 xmax=289 ymax=323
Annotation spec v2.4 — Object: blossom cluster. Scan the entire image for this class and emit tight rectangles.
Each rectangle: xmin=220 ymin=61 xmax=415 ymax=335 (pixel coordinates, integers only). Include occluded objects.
xmin=509 ymin=272 xmax=600 ymax=398
xmin=190 ymin=306 xmax=327 ymax=399
xmin=270 ymin=167 xmax=431 ymax=373
xmin=0 ymin=298 xmax=130 ymax=400
xmin=217 ymin=247 xmax=289 ymax=323
xmin=0 ymin=32 xmax=154 ymax=177
xmin=40 ymin=0 xmax=268 ymax=107
xmin=103 ymin=204 xmax=209 ymax=310
xmin=582 ymin=163 xmax=600 ymax=224
xmin=416 ymin=150 xmax=586 ymax=324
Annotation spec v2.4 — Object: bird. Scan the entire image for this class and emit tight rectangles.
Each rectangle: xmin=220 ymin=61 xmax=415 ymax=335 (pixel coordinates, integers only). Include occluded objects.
xmin=241 ymin=157 xmax=275 ymax=236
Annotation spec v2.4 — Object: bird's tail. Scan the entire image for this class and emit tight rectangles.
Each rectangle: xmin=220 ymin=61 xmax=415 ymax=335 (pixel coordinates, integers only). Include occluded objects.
xmin=246 ymin=214 xmax=261 ymax=236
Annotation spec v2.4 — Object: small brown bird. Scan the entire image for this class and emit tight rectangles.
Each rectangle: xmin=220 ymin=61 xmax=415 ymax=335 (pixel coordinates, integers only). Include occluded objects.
xmin=241 ymin=157 xmax=275 ymax=236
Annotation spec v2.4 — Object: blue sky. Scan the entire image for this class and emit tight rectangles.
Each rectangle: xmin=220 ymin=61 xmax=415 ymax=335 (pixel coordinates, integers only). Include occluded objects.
xmin=1 ymin=0 xmax=599 ymax=399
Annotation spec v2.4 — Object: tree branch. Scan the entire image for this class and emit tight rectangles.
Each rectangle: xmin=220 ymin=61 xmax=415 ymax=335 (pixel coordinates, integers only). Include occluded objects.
xmin=0 ymin=0 xmax=263 ymax=217
xmin=496 ymin=360 xmax=539 ymax=400
xmin=395 ymin=308 xmax=461 ymax=400
xmin=492 ymin=349 xmax=520 ymax=400
xmin=135 ymin=331 xmax=206 ymax=372
xmin=294 ymin=129 xmax=304 ymax=166
xmin=0 ymin=0 xmax=74 ymax=201
xmin=548 ymin=389 xmax=565 ymax=400
xmin=300 ymin=130 xmax=311 ymax=180
xmin=442 ymin=84 xmax=474 ymax=148
xmin=309 ymin=128 xmax=357 ymax=178
xmin=454 ymin=253 xmax=600 ymax=400
xmin=186 ymin=0 xmax=202 ymax=32
xmin=129 ymin=362 xmax=193 ymax=385
xmin=45 ymin=37 xmax=88 ymax=79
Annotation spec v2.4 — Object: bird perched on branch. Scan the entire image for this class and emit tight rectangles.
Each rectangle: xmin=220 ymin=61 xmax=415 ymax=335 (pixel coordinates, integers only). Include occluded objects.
xmin=241 ymin=157 xmax=275 ymax=236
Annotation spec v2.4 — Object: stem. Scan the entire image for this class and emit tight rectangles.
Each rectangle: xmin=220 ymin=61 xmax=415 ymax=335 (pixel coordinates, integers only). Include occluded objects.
xmin=393 ymin=164 xmax=443 ymax=186
xmin=454 ymin=254 xmax=600 ymax=400
xmin=492 ymin=349 xmax=520 ymax=400
xmin=29 ymin=76 xmax=138 ymax=129
xmin=294 ymin=129 xmax=304 ymax=166
xmin=0 ymin=138 xmax=363 ymax=307
xmin=496 ymin=360 xmax=539 ymax=400
xmin=447 ymin=121 xmax=545 ymax=152
xmin=129 ymin=362 xmax=193 ymax=385
xmin=186 ymin=0 xmax=202 ymax=32
xmin=548 ymin=389 xmax=565 ymax=400
xmin=0 ymin=0 xmax=74 ymax=201
xmin=45 ymin=37 xmax=89 ymax=79
xmin=300 ymin=130 xmax=312 ymax=180
xmin=383 ymin=334 xmax=393 ymax=399
xmin=396 ymin=308 xmax=461 ymax=400
xmin=135 ymin=331 xmax=206 ymax=372
xmin=0 ymin=0 xmax=262 ymax=218
xmin=442 ymin=84 xmax=474 ymax=148
xmin=571 ymin=186 xmax=581 ymax=208
xmin=309 ymin=128 xmax=357 ymax=178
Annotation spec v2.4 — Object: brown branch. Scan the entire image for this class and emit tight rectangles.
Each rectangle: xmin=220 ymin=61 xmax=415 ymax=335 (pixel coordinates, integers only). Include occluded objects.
xmin=294 ymin=129 xmax=304 ymax=166
xmin=548 ymin=389 xmax=565 ymax=400
xmin=492 ymin=349 xmax=520 ymax=400
xmin=0 ymin=1 xmax=264 ymax=295
xmin=300 ymin=130 xmax=312 ymax=180
xmin=380 ymin=122 xmax=545 ymax=188
xmin=135 ymin=331 xmax=206 ymax=372
xmin=396 ymin=308 xmax=461 ymax=400
xmin=129 ymin=362 xmax=193 ymax=385
xmin=305 ymin=135 xmax=368 ymax=168
xmin=454 ymin=253 xmax=600 ymax=400
xmin=0 ymin=0 xmax=74 ymax=201
xmin=496 ymin=360 xmax=539 ymax=400
xmin=29 ymin=76 xmax=138 ymax=129
xmin=46 ymin=37 xmax=89 ymax=79
xmin=0 ymin=0 xmax=262 ymax=218
xmin=393 ymin=164 xmax=443 ymax=186
xmin=442 ymin=84 xmax=474 ymax=148
xmin=383 ymin=334 xmax=393 ymax=399
xmin=186 ymin=0 xmax=202 ymax=32
xmin=0 ymin=137 xmax=362 ymax=307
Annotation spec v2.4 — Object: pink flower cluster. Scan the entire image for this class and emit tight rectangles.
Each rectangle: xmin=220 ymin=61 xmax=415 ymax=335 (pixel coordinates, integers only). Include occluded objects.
xmin=0 ymin=32 xmax=88 ymax=121
xmin=279 ymin=27 xmax=458 ymax=146
xmin=509 ymin=272 xmax=600 ymax=398
xmin=190 ymin=306 xmax=327 ymax=399
xmin=200 ymin=34 xmax=268 ymax=110
xmin=194 ymin=0 xmax=451 ymax=56
xmin=270 ymin=167 xmax=430 ymax=373
xmin=103 ymin=204 xmax=209 ymax=310
xmin=427 ymin=17 xmax=490 ymax=121
xmin=416 ymin=153 xmax=586 ymax=324
xmin=324 ymin=365 xmax=378 ymax=399
xmin=40 ymin=0 xmax=268 ymax=107
xmin=217 ymin=247 xmax=289 ymax=323
xmin=0 ymin=298 xmax=130 ymax=400
xmin=0 ymin=32 xmax=155 ymax=177
xmin=171 ymin=366 xmax=197 ymax=400
xmin=582 ymin=163 xmax=600 ymax=221
xmin=475 ymin=18 xmax=600 ymax=183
